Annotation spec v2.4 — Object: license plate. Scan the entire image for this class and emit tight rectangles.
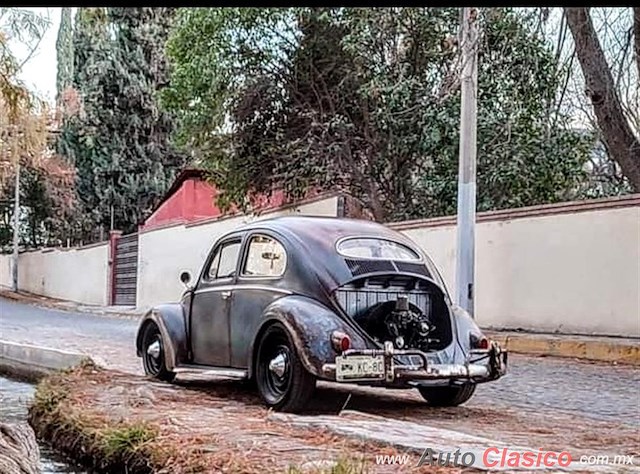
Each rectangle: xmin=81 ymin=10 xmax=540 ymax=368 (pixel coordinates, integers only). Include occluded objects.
xmin=336 ymin=355 xmax=385 ymax=381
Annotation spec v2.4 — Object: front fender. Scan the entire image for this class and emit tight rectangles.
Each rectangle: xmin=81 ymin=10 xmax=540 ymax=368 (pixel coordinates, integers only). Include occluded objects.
xmin=135 ymin=303 xmax=188 ymax=371
xmin=249 ymin=295 xmax=368 ymax=380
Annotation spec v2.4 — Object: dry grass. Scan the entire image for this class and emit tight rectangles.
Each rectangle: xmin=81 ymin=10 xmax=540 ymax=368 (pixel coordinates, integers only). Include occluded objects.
xmin=28 ymin=363 xmax=468 ymax=473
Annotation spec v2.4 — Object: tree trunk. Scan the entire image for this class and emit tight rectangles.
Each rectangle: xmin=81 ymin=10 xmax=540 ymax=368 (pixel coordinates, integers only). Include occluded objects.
xmin=0 ymin=423 xmax=40 ymax=474
xmin=634 ymin=8 xmax=639 ymax=79
xmin=565 ymin=7 xmax=640 ymax=192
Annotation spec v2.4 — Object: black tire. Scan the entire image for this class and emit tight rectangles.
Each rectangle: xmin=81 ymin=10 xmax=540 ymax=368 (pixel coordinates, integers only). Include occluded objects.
xmin=255 ymin=323 xmax=316 ymax=412
xmin=417 ymin=383 xmax=476 ymax=407
xmin=141 ymin=322 xmax=176 ymax=383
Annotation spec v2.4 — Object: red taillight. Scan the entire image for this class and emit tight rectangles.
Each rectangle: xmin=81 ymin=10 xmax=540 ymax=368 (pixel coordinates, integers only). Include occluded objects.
xmin=340 ymin=335 xmax=351 ymax=352
xmin=331 ymin=331 xmax=351 ymax=353
xmin=477 ymin=337 xmax=489 ymax=350
xmin=471 ymin=334 xmax=490 ymax=350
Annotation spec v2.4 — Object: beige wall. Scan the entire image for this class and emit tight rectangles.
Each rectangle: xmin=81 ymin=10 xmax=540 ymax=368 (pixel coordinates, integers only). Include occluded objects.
xmin=0 ymin=243 xmax=109 ymax=305
xmin=136 ymin=195 xmax=339 ymax=308
xmin=0 ymin=254 xmax=10 ymax=288
xmin=392 ymin=203 xmax=640 ymax=337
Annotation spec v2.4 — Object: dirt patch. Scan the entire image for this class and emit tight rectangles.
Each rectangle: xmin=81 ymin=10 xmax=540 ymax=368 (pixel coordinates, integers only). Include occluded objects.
xmin=28 ymin=363 xmax=475 ymax=473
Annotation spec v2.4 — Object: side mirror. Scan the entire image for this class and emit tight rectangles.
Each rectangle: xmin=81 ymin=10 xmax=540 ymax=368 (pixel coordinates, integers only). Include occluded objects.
xmin=179 ymin=271 xmax=192 ymax=288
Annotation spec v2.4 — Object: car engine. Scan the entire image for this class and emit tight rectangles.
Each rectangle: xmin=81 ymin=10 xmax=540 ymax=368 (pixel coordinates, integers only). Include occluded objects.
xmin=384 ymin=296 xmax=436 ymax=350
xmin=355 ymin=295 xmax=438 ymax=351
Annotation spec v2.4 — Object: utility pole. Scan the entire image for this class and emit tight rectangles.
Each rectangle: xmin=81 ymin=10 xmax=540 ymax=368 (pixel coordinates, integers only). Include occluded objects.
xmin=455 ymin=7 xmax=478 ymax=316
xmin=11 ymin=161 xmax=20 ymax=291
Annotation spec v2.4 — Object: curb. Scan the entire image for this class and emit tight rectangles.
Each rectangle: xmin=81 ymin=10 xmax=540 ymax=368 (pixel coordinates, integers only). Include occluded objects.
xmin=486 ymin=331 xmax=640 ymax=366
xmin=0 ymin=340 xmax=92 ymax=381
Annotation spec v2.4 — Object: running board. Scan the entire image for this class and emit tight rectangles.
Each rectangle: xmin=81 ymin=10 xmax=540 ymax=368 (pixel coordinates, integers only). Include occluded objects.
xmin=174 ymin=364 xmax=248 ymax=379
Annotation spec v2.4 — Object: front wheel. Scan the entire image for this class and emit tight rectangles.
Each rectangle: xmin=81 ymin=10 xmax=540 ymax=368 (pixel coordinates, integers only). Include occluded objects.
xmin=141 ymin=322 xmax=176 ymax=383
xmin=417 ymin=383 xmax=476 ymax=407
xmin=255 ymin=323 xmax=316 ymax=412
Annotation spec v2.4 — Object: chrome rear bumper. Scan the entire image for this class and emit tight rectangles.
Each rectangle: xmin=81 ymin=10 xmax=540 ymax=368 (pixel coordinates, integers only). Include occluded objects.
xmin=322 ymin=340 xmax=507 ymax=384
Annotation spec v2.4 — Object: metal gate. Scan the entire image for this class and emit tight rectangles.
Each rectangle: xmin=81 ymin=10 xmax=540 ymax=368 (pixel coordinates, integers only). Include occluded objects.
xmin=113 ymin=232 xmax=138 ymax=306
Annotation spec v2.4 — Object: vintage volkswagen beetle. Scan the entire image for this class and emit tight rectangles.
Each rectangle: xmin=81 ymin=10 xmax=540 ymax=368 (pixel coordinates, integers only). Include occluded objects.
xmin=136 ymin=216 xmax=507 ymax=412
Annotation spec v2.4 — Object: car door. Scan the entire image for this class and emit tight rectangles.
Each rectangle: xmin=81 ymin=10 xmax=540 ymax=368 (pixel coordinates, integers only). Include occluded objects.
xmin=229 ymin=232 xmax=289 ymax=368
xmin=190 ymin=235 xmax=242 ymax=367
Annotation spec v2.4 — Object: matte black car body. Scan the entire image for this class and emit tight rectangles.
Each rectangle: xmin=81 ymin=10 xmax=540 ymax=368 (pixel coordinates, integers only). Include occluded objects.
xmin=136 ymin=216 xmax=507 ymax=411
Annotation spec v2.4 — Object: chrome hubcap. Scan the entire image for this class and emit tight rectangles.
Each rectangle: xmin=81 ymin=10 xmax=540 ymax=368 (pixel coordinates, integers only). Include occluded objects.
xmin=268 ymin=352 xmax=288 ymax=378
xmin=147 ymin=340 xmax=161 ymax=359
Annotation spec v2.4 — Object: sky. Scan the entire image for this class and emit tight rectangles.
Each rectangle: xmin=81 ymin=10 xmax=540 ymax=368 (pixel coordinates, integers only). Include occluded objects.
xmin=11 ymin=8 xmax=70 ymax=105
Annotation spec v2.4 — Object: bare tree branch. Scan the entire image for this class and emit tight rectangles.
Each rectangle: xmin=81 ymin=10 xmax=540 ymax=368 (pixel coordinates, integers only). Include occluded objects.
xmin=16 ymin=34 xmax=44 ymax=73
xmin=565 ymin=7 xmax=640 ymax=191
xmin=634 ymin=8 xmax=640 ymax=79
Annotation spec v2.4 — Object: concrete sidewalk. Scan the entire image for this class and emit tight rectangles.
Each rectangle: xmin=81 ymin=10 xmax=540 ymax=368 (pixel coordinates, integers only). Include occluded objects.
xmin=2 ymin=288 xmax=638 ymax=365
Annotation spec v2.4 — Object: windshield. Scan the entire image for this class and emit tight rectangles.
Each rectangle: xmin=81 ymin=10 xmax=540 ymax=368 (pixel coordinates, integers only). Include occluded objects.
xmin=337 ymin=238 xmax=421 ymax=261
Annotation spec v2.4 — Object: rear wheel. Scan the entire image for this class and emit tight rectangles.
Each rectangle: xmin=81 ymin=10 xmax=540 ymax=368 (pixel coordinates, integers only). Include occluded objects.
xmin=255 ymin=323 xmax=316 ymax=412
xmin=417 ymin=383 xmax=476 ymax=406
xmin=141 ymin=322 xmax=176 ymax=383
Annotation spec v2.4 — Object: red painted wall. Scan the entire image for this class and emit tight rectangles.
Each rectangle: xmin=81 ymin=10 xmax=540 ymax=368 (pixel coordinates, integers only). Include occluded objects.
xmin=140 ymin=177 xmax=292 ymax=232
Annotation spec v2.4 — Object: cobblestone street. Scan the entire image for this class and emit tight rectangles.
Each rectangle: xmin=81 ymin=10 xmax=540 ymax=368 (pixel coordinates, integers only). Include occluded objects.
xmin=2 ymin=296 xmax=639 ymax=469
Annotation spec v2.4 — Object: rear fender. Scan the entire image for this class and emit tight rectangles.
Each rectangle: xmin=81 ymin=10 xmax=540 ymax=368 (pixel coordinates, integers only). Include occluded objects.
xmin=136 ymin=303 xmax=188 ymax=371
xmin=249 ymin=295 xmax=369 ymax=380
xmin=451 ymin=304 xmax=484 ymax=354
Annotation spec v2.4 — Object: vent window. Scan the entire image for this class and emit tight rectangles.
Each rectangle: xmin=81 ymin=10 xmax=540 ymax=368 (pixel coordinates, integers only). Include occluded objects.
xmin=345 ymin=259 xmax=395 ymax=276
xmin=394 ymin=261 xmax=431 ymax=277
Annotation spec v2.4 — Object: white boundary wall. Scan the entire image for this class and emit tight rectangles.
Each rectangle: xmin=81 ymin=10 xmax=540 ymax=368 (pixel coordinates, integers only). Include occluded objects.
xmin=1 ymin=194 xmax=637 ymax=338
xmin=390 ymin=197 xmax=640 ymax=337
xmin=136 ymin=195 xmax=339 ymax=308
xmin=0 ymin=243 xmax=109 ymax=305
xmin=0 ymin=254 xmax=9 ymax=289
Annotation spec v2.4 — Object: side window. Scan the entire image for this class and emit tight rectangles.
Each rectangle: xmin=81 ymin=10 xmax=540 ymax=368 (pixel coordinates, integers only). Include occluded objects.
xmin=242 ymin=235 xmax=287 ymax=277
xmin=207 ymin=250 xmax=221 ymax=280
xmin=206 ymin=241 xmax=241 ymax=280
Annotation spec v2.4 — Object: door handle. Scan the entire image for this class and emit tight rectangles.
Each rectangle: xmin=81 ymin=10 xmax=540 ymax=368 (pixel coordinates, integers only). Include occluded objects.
xmin=221 ymin=290 xmax=232 ymax=300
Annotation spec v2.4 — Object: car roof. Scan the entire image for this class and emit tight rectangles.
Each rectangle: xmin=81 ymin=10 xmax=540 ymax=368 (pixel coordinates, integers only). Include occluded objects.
xmin=237 ymin=215 xmax=412 ymax=245
xmin=231 ymin=216 xmax=426 ymax=291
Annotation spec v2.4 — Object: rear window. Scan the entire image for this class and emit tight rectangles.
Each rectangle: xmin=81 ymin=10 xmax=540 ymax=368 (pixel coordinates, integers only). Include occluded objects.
xmin=337 ymin=238 xmax=421 ymax=261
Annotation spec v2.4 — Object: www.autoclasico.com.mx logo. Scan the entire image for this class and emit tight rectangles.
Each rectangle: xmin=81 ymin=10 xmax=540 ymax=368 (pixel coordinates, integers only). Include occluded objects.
xmin=374 ymin=448 xmax=635 ymax=469
xmin=414 ymin=447 xmax=635 ymax=469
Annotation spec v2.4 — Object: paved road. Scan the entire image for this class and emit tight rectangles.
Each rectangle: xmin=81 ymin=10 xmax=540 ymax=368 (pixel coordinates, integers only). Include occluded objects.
xmin=2 ymin=296 xmax=639 ymax=458
xmin=0 ymin=297 xmax=139 ymax=373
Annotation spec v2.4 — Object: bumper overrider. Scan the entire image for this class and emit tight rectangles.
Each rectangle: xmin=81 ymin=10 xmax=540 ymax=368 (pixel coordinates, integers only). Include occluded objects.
xmin=322 ymin=340 xmax=508 ymax=384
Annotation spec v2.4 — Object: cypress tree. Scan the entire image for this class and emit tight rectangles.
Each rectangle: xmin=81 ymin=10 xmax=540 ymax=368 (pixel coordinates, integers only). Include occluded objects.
xmin=55 ymin=7 xmax=73 ymax=104
xmin=58 ymin=8 xmax=186 ymax=236
xmin=103 ymin=7 xmax=186 ymax=231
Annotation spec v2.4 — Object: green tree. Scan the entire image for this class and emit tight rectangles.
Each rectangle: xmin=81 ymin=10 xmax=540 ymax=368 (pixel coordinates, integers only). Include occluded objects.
xmin=55 ymin=7 xmax=73 ymax=104
xmin=165 ymin=8 xmax=592 ymax=222
xmin=58 ymin=8 xmax=186 ymax=235
xmin=56 ymin=8 xmax=112 ymax=239
xmin=1 ymin=158 xmax=76 ymax=248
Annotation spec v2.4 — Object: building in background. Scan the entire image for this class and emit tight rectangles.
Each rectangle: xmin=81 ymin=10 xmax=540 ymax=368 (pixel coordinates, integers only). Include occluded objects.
xmin=140 ymin=168 xmax=368 ymax=232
